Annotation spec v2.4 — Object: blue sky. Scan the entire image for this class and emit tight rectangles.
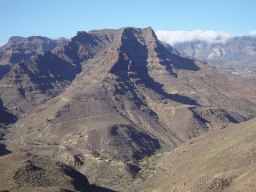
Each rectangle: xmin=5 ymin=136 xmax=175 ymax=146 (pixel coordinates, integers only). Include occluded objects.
xmin=1 ymin=0 xmax=256 ymax=46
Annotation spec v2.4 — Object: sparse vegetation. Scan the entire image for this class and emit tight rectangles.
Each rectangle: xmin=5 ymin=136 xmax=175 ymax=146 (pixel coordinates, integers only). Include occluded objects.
xmin=25 ymin=138 xmax=41 ymax=145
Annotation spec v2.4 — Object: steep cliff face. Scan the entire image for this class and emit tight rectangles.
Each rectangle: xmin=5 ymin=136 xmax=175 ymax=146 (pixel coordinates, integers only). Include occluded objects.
xmin=2 ymin=27 xmax=256 ymax=161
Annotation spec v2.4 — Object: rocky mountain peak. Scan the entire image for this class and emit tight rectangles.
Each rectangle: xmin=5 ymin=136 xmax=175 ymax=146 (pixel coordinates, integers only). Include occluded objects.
xmin=73 ymin=31 xmax=93 ymax=44
xmin=120 ymin=27 xmax=158 ymax=44
xmin=7 ymin=36 xmax=25 ymax=44
xmin=145 ymin=26 xmax=158 ymax=39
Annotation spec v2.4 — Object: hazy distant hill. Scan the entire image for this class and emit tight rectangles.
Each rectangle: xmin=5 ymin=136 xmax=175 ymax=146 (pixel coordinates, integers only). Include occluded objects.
xmin=173 ymin=36 xmax=256 ymax=62
xmin=172 ymin=36 xmax=256 ymax=77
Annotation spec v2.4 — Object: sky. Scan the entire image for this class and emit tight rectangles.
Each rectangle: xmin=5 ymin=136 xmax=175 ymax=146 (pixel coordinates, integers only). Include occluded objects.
xmin=0 ymin=0 xmax=256 ymax=46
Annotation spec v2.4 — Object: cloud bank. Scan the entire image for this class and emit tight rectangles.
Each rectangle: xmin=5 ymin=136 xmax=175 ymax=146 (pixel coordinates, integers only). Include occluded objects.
xmin=156 ymin=30 xmax=236 ymax=46
xmin=250 ymin=31 xmax=256 ymax=36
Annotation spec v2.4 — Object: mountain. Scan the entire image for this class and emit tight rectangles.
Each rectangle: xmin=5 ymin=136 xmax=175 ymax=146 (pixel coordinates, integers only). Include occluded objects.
xmin=0 ymin=27 xmax=256 ymax=164
xmin=0 ymin=36 xmax=69 ymax=79
xmin=1 ymin=26 xmax=256 ymax=191
xmin=173 ymin=36 xmax=256 ymax=62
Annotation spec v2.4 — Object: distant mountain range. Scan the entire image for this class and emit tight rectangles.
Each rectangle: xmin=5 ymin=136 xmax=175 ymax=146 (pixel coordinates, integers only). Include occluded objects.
xmin=173 ymin=36 xmax=256 ymax=62
xmin=1 ymin=27 xmax=256 ymax=191
xmin=171 ymin=36 xmax=256 ymax=78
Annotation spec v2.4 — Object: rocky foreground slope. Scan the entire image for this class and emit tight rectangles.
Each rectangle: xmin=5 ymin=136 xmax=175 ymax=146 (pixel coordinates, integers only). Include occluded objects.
xmin=0 ymin=145 xmax=114 ymax=192
xmin=125 ymin=114 xmax=256 ymax=192
xmin=1 ymin=27 xmax=256 ymax=164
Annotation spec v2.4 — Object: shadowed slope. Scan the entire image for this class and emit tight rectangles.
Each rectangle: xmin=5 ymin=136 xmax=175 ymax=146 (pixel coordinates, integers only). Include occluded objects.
xmin=0 ymin=143 xmax=11 ymax=157
xmin=0 ymin=50 xmax=81 ymax=114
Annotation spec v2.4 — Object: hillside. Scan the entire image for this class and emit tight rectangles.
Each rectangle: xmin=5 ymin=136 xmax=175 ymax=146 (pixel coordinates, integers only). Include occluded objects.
xmin=0 ymin=145 xmax=114 ymax=192
xmin=126 ymin=116 xmax=256 ymax=192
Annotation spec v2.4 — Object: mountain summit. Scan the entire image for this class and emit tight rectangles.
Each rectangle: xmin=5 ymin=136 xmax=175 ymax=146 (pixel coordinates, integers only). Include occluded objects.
xmin=2 ymin=27 xmax=256 ymax=162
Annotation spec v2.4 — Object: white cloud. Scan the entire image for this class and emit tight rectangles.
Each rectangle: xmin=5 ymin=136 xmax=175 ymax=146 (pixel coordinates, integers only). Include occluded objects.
xmin=250 ymin=31 xmax=256 ymax=36
xmin=155 ymin=30 xmax=236 ymax=46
